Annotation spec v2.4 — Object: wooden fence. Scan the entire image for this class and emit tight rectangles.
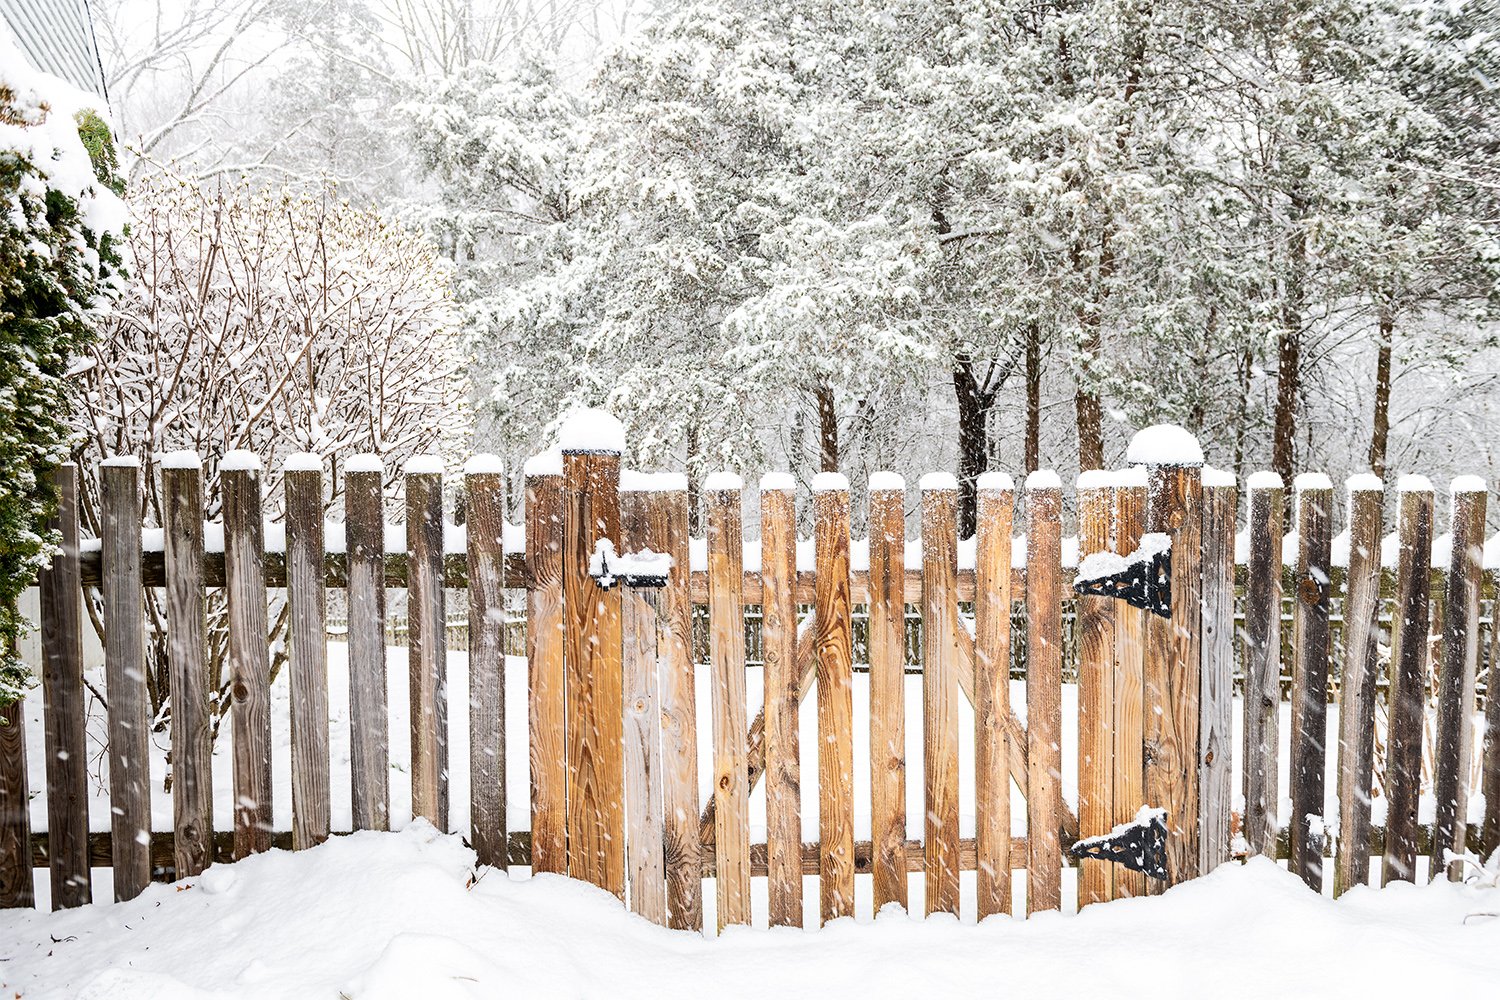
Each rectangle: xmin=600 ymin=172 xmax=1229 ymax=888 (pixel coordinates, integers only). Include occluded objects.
xmin=3 ymin=431 xmax=1498 ymax=930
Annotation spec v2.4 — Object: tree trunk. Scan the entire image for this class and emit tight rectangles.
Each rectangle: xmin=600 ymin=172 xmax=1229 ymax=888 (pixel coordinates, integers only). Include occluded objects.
xmin=954 ymin=355 xmax=987 ymax=537
xmin=1273 ymin=189 xmax=1309 ymax=488
xmin=1075 ymin=322 xmax=1104 ymax=473
xmin=1368 ymin=308 xmax=1394 ymax=478
xmin=1025 ymin=323 xmax=1042 ymax=475
xmin=816 ymin=383 xmax=839 ymax=473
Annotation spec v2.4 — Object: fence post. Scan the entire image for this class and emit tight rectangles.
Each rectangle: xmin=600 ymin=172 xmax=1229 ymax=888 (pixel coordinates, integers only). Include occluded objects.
xmin=40 ymin=462 xmax=89 ymax=908
xmin=222 ymin=454 xmax=273 ymax=859
xmin=406 ymin=456 xmax=448 ymax=829
xmin=1334 ymin=476 xmax=1383 ymax=895
xmin=524 ymin=459 xmax=566 ymax=874
xmin=1483 ymin=564 xmax=1500 ymax=859
xmin=1111 ymin=470 xmax=1147 ymax=898
xmin=161 ymin=453 xmax=214 ymax=878
xmin=1075 ymin=472 xmax=1114 ymax=906
xmin=1198 ymin=469 xmax=1236 ymax=875
xmin=814 ymin=473 xmax=854 ymax=924
xmin=1025 ymin=470 xmax=1063 ymax=913
xmin=1132 ymin=426 xmax=1203 ymax=890
xmin=760 ymin=474 xmax=802 ymax=927
xmin=1382 ymin=477 xmax=1433 ymax=885
xmin=0 ymin=690 xmax=28 ymax=908
xmin=1289 ymin=475 xmax=1333 ymax=891
xmin=345 ymin=457 xmax=389 ymax=832
xmin=466 ymin=455 xmax=507 ymax=869
xmin=654 ymin=483 xmax=700 ymax=932
xmin=975 ymin=473 xmax=1013 ymax=917
xmin=706 ymin=476 xmax=748 ymax=931
xmin=920 ymin=474 xmax=960 ymax=917
xmin=1242 ymin=473 xmax=1283 ymax=859
xmin=561 ymin=415 xmax=625 ymax=898
xmin=1431 ymin=477 xmax=1487 ymax=880
xmin=286 ymin=457 xmax=331 ymax=849
xmin=620 ymin=481 xmax=666 ymax=925
xmin=868 ymin=473 xmax=908 ymax=914
xmin=101 ymin=457 xmax=152 ymax=896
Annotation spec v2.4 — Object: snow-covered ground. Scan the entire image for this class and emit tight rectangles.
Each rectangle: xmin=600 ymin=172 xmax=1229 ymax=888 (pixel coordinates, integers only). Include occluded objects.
xmin=3 ymin=823 xmax=1499 ymax=999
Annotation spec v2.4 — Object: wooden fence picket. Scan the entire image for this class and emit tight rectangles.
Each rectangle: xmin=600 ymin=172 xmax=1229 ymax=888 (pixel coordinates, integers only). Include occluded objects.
xmin=814 ymin=476 xmax=854 ymax=924
xmin=1483 ymin=574 xmax=1500 ymax=858
xmin=975 ymin=474 xmax=1012 ymax=918
xmin=525 ymin=468 xmax=566 ymax=874
xmin=1431 ymin=479 xmax=1487 ymax=880
xmin=161 ymin=455 xmax=214 ymax=878
xmin=1334 ymin=478 xmax=1383 ymax=895
xmin=1075 ymin=474 xmax=1113 ymax=907
xmin=40 ymin=463 xmax=89 ymax=908
xmin=0 ymin=696 xmax=28 ymax=908
xmin=706 ymin=480 xmax=749 ymax=931
xmin=286 ymin=459 xmax=331 ymax=849
xmin=1383 ymin=479 xmax=1433 ymax=885
xmin=621 ymin=486 xmax=666 ymax=925
xmin=1288 ymin=478 xmax=1332 ymax=891
xmin=760 ymin=477 xmax=803 ymax=927
xmin=345 ymin=459 xmax=390 ymax=832
xmin=101 ymin=458 xmax=152 ymax=895
xmin=1025 ymin=473 xmax=1063 ymax=914
xmin=466 ymin=458 xmax=507 ymax=869
xmin=920 ymin=476 xmax=961 ymax=917
xmin=1242 ymin=474 xmax=1283 ymax=859
xmin=867 ymin=476 xmax=907 ymax=914
xmin=407 ymin=459 xmax=448 ymax=829
xmin=1198 ymin=473 xmax=1236 ymax=875
xmin=221 ymin=457 xmax=273 ymax=859
xmin=1111 ymin=473 xmax=1147 ymax=899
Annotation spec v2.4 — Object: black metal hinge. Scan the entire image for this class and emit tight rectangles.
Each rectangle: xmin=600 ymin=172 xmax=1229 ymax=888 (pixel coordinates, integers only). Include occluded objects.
xmin=1072 ymin=534 xmax=1172 ymax=618
xmin=1069 ymin=808 xmax=1169 ymax=880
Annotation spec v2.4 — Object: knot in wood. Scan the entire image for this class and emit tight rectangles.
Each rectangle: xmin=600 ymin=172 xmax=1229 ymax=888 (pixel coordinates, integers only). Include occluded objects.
xmin=232 ymin=682 xmax=249 ymax=702
xmin=1298 ymin=576 xmax=1324 ymax=606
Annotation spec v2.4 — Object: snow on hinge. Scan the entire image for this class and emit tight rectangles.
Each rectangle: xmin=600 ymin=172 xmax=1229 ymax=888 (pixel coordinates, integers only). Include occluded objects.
xmin=588 ymin=539 xmax=672 ymax=588
xmin=1073 ymin=532 xmax=1172 ymax=618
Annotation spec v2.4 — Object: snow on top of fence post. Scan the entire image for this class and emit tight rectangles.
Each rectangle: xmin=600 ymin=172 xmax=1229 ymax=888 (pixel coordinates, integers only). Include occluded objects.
xmin=524 ymin=448 xmax=562 ymax=477
xmin=704 ymin=471 xmax=743 ymax=491
xmin=1450 ymin=474 xmax=1486 ymax=495
xmin=558 ymin=407 xmax=625 ymax=454
xmin=101 ymin=454 xmax=140 ymax=468
xmin=1245 ymin=470 xmax=1282 ymax=490
xmin=919 ymin=472 xmax=957 ymax=491
xmin=1077 ymin=469 xmax=1112 ymax=489
xmin=158 ymin=450 xmax=202 ymax=469
xmin=1396 ymin=474 xmax=1434 ymax=493
xmin=219 ymin=450 xmax=261 ymax=472
xmin=285 ymin=452 xmax=323 ymax=472
xmin=1292 ymin=472 xmax=1332 ymax=493
xmin=346 ymin=453 xmax=383 ymax=473
xmin=811 ymin=471 xmax=849 ymax=492
xmin=759 ymin=471 xmax=796 ymax=491
xmin=1201 ymin=465 xmax=1235 ymax=487
xmin=1345 ymin=472 xmax=1383 ymax=495
xmin=620 ymin=470 xmax=687 ymax=492
xmin=976 ymin=471 xmax=1013 ymax=491
xmin=1125 ymin=425 xmax=1204 ymax=467
xmin=1025 ymin=469 xmax=1061 ymax=490
xmin=464 ymin=453 xmax=503 ymax=476
xmin=867 ymin=470 xmax=903 ymax=492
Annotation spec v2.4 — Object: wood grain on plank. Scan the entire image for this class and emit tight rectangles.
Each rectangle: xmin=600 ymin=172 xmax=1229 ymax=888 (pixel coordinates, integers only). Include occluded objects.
xmin=868 ymin=482 xmax=908 ymax=913
xmin=1482 ymin=569 xmax=1500 ymax=859
xmin=1025 ymin=480 xmax=1063 ymax=913
xmin=562 ymin=451 xmax=625 ymax=897
xmin=0 ymin=697 xmax=29 ymax=907
xmin=921 ymin=483 xmax=961 ymax=916
xmin=760 ymin=483 xmax=803 ymax=927
xmin=1111 ymin=482 xmax=1147 ymax=899
xmin=525 ymin=474 xmax=566 ymax=874
xmin=222 ymin=465 xmax=273 ymax=859
xmin=1431 ymin=484 xmax=1486 ymax=880
xmin=162 ymin=460 xmax=214 ymax=878
xmin=1288 ymin=482 xmax=1331 ymax=891
xmin=1334 ymin=483 xmax=1382 ymax=895
xmin=1383 ymin=485 xmax=1433 ymax=885
xmin=706 ymin=485 xmax=749 ymax=930
xmin=407 ymin=467 xmax=448 ymax=829
xmin=974 ymin=479 xmax=1012 ymax=917
xmin=814 ymin=483 xmax=855 ymax=924
xmin=101 ymin=461 xmax=153 ymax=895
xmin=1075 ymin=480 xmax=1114 ymax=906
xmin=345 ymin=466 xmax=389 ymax=832
xmin=620 ymin=490 xmax=665 ymax=924
xmin=1143 ymin=463 xmax=1202 ymax=889
xmin=40 ymin=464 xmax=90 ymax=908
xmin=466 ymin=467 xmax=508 ymax=868
xmin=1242 ymin=479 xmax=1283 ymax=860
xmin=286 ymin=466 xmax=331 ymax=849
xmin=1198 ymin=481 xmax=1236 ymax=876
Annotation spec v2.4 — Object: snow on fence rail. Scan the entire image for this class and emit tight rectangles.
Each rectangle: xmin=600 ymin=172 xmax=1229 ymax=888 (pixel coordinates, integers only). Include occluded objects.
xmin=5 ymin=419 xmax=1500 ymax=932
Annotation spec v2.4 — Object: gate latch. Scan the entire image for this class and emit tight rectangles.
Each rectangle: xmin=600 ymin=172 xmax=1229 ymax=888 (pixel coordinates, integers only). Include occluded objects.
xmin=1072 ymin=533 xmax=1172 ymax=618
xmin=1069 ymin=807 xmax=1169 ymax=880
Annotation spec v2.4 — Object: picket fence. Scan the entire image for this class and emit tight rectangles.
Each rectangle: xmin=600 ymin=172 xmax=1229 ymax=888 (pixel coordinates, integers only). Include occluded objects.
xmin=4 ymin=429 xmax=1498 ymax=934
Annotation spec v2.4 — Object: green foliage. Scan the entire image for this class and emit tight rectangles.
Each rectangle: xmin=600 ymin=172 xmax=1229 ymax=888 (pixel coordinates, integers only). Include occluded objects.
xmin=74 ymin=108 xmax=124 ymax=195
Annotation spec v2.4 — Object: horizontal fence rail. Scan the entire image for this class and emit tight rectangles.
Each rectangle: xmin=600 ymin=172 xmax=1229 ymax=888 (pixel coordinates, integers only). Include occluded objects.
xmin=7 ymin=431 xmax=1500 ymax=933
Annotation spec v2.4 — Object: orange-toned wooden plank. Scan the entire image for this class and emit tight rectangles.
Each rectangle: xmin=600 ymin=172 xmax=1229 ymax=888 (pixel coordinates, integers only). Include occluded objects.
xmin=974 ymin=474 xmax=1013 ymax=918
xmin=868 ymin=475 xmax=907 ymax=913
xmin=1075 ymin=475 xmax=1113 ymax=906
xmin=525 ymin=471 xmax=566 ymax=874
xmin=1025 ymin=472 xmax=1063 ymax=913
xmin=814 ymin=475 xmax=854 ymax=924
xmin=707 ymin=481 xmax=749 ymax=930
xmin=1111 ymin=475 xmax=1148 ymax=899
xmin=920 ymin=476 xmax=961 ymax=916
xmin=760 ymin=477 xmax=803 ymax=927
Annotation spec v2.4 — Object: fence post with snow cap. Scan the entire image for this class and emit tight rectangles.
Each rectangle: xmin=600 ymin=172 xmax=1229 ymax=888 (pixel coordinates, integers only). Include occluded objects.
xmin=620 ymin=475 xmax=666 ymax=925
xmin=1075 ymin=470 xmax=1114 ymax=906
xmin=345 ymin=455 xmax=389 ymax=833
xmin=1111 ymin=469 xmax=1148 ymax=898
xmin=561 ymin=411 xmax=626 ymax=898
xmin=1431 ymin=477 xmax=1486 ymax=880
xmin=868 ymin=471 xmax=909 ymax=914
xmin=161 ymin=451 xmax=214 ymax=878
xmin=1288 ymin=474 xmax=1332 ymax=891
xmin=814 ymin=472 xmax=855 ymax=924
xmin=465 ymin=455 xmax=507 ymax=870
xmin=1383 ymin=476 xmax=1434 ymax=886
xmin=524 ymin=453 xmax=566 ymax=875
xmin=921 ymin=472 xmax=961 ymax=917
xmin=1132 ymin=425 xmax=1204 ymax=889
xmin=101 ymin=456 xmax=152 ymax=895
xmin=1334 ymin=475 xmax=1383 ymax=895
xmin=1025 ymin=469 xmax=1064 ymax=913
xmin=974 ymin=472 xmax=1013 ymax=917
xmin=286 ymin=454 xmax=331 ymax=849
xmin=222 ymin=452 xmax=273 ymax=859
xmin=705 ymin=473 xmax=748 ymax=931
xmin=759 ymin=472 xmax=802 ymax=928
xmin=406 ymin=454 xmax=448 ymax=830
xmin=1242 ymin=472 xmax=1283 ymax=860
xmin=1198 ymin=467 xmax=1236 ymax=876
